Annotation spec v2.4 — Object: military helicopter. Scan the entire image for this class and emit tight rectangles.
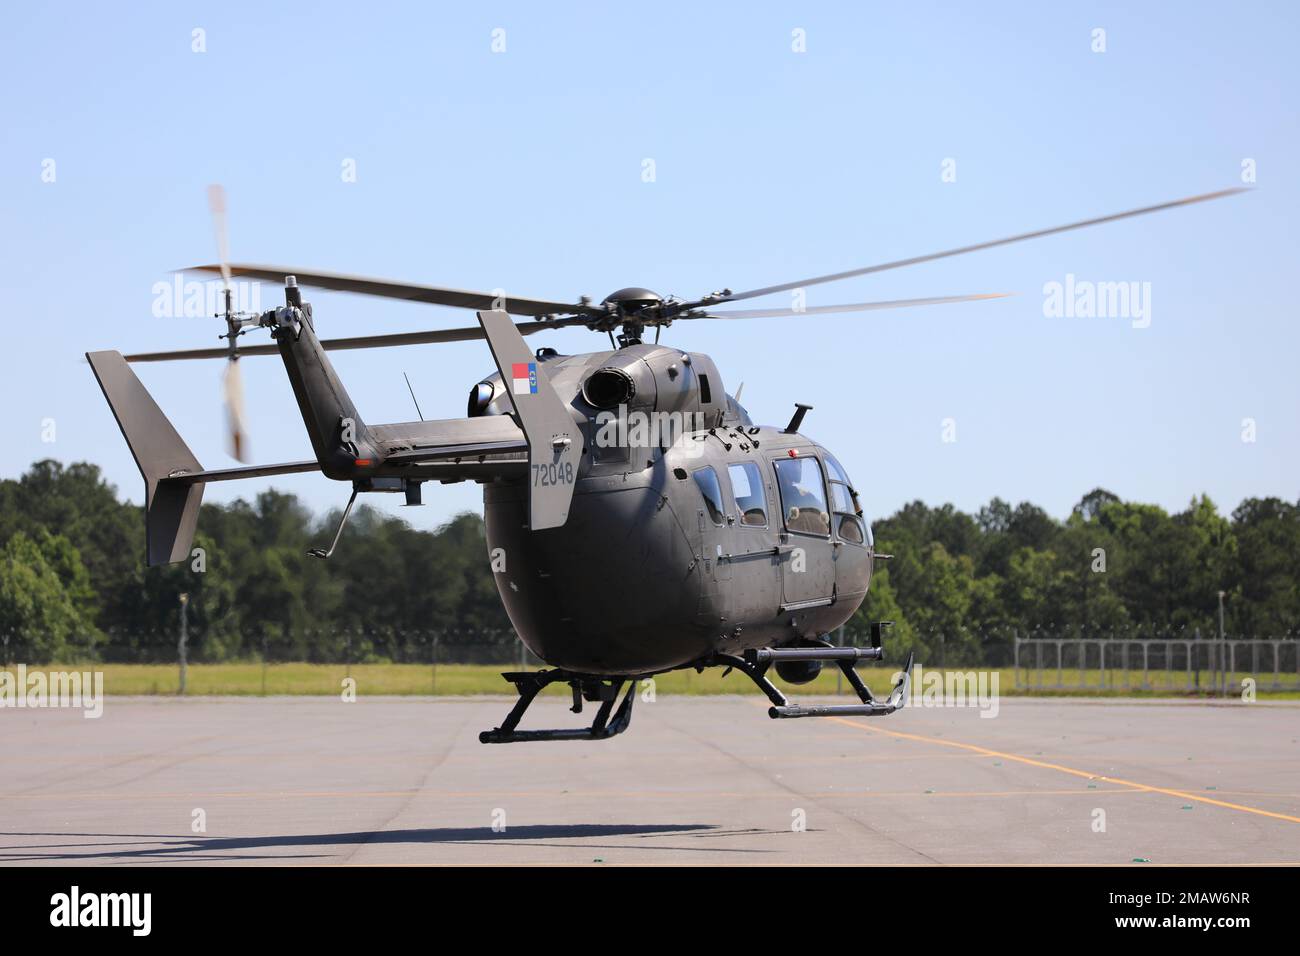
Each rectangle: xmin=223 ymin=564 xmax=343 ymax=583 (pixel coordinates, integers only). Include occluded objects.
xmin=87 ymin=186 xmax=1242 ymax=742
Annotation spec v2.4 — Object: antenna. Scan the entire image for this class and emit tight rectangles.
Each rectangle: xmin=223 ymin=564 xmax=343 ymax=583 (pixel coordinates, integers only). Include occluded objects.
xmin=784 ymin=403 xmax=812 ymax=434
xmin=403 ymin=372 xmax=425 ymax=420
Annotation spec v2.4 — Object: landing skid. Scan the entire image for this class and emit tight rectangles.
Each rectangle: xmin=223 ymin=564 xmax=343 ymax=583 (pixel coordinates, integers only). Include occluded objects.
xmin=478 ymin=670 xmax=638 ymax=744
xmin=713 ymin=646 xmax=915 ymax=718
xmin=478 ymin=631 xmax=913 ymax=743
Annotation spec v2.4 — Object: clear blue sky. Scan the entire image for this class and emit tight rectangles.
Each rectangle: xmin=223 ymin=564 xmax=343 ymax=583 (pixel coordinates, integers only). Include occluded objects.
xmin=2 ymin=2 xmax=1296 ymax=532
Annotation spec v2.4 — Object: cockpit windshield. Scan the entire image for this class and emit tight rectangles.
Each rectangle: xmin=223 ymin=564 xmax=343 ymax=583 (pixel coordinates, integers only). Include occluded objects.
xmin=824 ymin=453 xmax=871 ymax=546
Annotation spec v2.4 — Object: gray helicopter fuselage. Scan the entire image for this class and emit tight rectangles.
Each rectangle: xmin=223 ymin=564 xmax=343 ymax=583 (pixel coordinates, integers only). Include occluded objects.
xmin=473 ymin=344 xmax=874 ymax=675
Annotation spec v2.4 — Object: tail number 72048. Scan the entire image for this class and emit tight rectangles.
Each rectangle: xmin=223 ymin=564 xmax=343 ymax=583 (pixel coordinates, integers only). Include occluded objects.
xmin=533 ymin=461 xmax=575 ymax=487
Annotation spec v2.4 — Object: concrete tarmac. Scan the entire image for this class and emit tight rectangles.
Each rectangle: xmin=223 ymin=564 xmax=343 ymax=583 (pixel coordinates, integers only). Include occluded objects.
xmin=2 ymin=695 xmax=1298 ymax=865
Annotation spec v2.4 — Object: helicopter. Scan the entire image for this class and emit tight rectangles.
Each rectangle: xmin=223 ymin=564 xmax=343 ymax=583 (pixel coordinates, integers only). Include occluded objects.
xmin=87 ymin=185 xmax=1243 ymax=742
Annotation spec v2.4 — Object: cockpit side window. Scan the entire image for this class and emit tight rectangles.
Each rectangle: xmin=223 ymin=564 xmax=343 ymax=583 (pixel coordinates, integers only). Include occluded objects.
xmin=692 ymin=466 xmax=726 ymax=526
xmin=773 ymin=456 xmax=830 ymax=536
xmin=727 ymin=462 xmax=767 ymax=527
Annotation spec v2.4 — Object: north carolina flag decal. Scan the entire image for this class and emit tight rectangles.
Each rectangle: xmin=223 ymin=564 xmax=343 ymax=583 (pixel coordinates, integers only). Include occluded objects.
xmin=512 ymin=362 xmax=538 ymax=396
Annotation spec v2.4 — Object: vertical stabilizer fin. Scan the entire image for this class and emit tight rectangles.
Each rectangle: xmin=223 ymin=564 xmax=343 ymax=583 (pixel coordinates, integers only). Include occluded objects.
xmin=476 ymin=310 xmax=580 ymax=530
xmin=86 ymin=350 xmax=205 ymax=566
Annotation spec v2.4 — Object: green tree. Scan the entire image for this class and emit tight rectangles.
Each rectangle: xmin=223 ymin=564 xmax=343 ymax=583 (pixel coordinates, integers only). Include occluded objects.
xmin=0 ymin=530 xmax=101 ymax=662
xmin=1230 ymin=498 xmax=1300 ymax=636
xmin=850 ymin=563 xmax=917 ymax=658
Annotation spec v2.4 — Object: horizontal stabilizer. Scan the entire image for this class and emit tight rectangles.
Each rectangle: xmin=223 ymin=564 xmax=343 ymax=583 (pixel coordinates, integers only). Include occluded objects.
xmin=164 ymin=460 xmax=321 ymax=485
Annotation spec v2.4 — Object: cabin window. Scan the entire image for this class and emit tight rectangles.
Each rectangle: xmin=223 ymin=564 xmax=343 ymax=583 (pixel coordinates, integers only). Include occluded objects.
xmin=727 ymin=462 xmax=767 ymax=527
xmin=825 ymin=453 xmax=868 ymax=546
xmin=698 ymin=373 xmax=712 ymax=404
xmin=773 ymin=457 xmax=830 ymax=536
xmin=692 ymin=466 xmax=726 ymax=525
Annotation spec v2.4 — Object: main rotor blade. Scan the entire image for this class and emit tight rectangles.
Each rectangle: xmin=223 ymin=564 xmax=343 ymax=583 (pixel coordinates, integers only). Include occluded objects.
xmin=184 ymin=264 xmax=602 ymax=318
xmin=694 ymin=187 xmax=1247 ymax=307
xmin=123 ymin=316 xmax=589 ymax=362
xmin=693 ymin=292 xmax=1010 ymax=320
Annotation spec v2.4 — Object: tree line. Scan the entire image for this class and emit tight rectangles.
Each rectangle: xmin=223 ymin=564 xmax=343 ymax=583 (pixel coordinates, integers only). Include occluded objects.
xmin=1 ymin=460 xmax=1296 ymax=664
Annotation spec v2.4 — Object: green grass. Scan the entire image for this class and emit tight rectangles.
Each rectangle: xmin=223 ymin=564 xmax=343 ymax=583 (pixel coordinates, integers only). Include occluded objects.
xmin=5 ymin=663 xmax=1297 ymax=698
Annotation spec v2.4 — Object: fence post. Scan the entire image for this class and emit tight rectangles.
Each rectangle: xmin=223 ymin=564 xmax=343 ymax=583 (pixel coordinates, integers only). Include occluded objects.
xmin=1217 ymin=594 xmax=1227 ymax=697
xmin=177 ymin=593 xmax=189 ymax=696
xmin=1013 ymin=632 xmax=1020 ymax=690
xmin=1193 ymin=628 xmax=1200 ymax=692
xmin=431 ymin=630 xmax=439 ymax=696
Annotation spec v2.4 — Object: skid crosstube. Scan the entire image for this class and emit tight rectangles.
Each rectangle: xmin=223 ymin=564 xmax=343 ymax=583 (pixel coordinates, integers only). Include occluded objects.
xmin=714 ymin=631 xmax=914 ymax=719
xmin=478 ymin=669 xmax=637 ymax=744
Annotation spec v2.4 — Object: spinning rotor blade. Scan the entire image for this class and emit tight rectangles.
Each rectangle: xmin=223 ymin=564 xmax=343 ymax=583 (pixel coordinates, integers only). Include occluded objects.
xmin=122 ymin=316 xmax=590 ymax=363
xmin=688 ymin=187 xmax=1247 ymax=308
xmin=206 ymin=185 xmax=233 ymax=288
xmin=223 ymin=358 xmax=249 ymax=461
xmin=207 ymin=183 xmax=250 ymax=461
xmin=693 ymin=292 xmax=1010 ymax=321
xmin=185 ymin=264 xmax=603 ymax=319
xmin=125 ymin=293 xmax=1004 ymax=363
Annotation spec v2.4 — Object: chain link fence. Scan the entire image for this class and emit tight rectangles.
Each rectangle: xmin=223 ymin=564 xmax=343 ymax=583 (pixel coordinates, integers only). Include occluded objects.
xmin=0 ymin=626 xmax=542 ymax=668
xmin=4 ymin=624 xmax=1298 ymax=696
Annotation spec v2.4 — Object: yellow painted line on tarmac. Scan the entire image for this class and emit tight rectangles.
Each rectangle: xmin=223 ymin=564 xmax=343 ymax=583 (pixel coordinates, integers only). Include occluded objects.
xmin=822 ymin=714 xmax=1300 ymax=825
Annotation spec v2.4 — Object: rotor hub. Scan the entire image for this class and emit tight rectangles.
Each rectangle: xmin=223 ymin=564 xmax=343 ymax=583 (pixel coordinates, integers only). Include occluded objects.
xmin=601 ymin=287 xmax=663 ymax=313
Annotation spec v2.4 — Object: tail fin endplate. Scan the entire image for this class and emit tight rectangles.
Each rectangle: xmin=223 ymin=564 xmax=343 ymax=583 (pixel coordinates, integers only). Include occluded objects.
xmin=86 ymin=350 xmax=204 ymax=566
